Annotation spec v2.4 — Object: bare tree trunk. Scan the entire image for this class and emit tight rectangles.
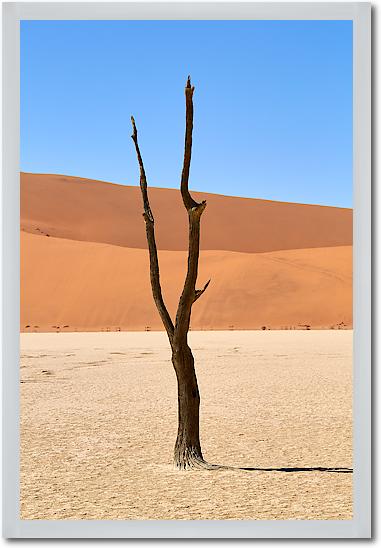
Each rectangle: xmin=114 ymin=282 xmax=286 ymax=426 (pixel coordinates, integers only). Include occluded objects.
xmin=131 ymin=76 xmax=210 ymax=469
xmin=172 ymin=345 xmax=204 ymax=468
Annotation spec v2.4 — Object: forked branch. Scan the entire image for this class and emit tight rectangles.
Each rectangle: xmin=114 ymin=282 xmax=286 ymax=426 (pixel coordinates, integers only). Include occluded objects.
xmin=131 ymin=77 xmax=209 ymax=350
xmin=131 ymin=116 xmax=174 ymax=344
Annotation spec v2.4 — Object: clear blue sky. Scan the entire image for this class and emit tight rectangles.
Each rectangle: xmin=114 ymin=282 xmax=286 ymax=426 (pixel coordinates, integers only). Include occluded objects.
xmin=21 ymin=20 xmax=352 ymax=207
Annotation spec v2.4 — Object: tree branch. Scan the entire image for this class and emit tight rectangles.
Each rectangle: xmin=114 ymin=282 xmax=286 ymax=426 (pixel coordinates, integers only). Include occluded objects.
xmin=174 ymin=77 xmax=208 ymax=347
xmin=194 ymin=279 xmax=211 ymax=303
xmin=180 ymin=76 xmax=200 ymax=211
xmin=131 ymin=116 xmax=174 ymax=344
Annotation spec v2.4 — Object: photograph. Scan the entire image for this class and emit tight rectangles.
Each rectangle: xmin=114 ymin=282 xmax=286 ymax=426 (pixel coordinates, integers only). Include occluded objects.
xmin=19 ymin=18 xmax=354 ymax=521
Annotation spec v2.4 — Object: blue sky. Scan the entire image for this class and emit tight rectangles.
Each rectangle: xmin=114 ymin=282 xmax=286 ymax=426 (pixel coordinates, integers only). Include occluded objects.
xmin=21 ymin=20 xmax=352 ymax=207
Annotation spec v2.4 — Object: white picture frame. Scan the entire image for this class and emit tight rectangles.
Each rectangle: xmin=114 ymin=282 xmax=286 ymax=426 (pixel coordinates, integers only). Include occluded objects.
xmin=2 ymin=2 xmax=371 ymax=538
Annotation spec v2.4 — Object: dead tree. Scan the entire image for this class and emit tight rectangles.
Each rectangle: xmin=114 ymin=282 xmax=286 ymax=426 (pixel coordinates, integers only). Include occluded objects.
xmin=131 ymin=77 xmax=211 ymax=469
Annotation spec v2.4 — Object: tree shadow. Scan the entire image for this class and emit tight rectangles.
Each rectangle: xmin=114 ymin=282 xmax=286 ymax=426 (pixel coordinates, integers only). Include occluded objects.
xmin=238 ymin=466 xmax=353 ymax=474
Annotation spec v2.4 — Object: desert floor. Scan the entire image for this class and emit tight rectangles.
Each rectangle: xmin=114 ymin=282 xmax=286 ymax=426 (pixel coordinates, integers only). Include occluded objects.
xmin=20 ymin=330 xmax=352 ymax=520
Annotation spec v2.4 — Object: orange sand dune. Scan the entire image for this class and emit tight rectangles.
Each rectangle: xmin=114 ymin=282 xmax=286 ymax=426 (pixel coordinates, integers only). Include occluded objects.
xmin=21 ymin=232 xmax=352 ymax=332
xmin=21 ymin=173 xmax=352 ymax=253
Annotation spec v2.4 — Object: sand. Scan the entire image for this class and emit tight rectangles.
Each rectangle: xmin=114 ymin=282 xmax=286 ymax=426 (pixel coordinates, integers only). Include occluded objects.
xmin=21 ymin=231 xmax=352 ymax=332
xmin=20 ymin=330 xmax=353 ymax=520
xmin=20 ymin=173 xmax=353 ymax=332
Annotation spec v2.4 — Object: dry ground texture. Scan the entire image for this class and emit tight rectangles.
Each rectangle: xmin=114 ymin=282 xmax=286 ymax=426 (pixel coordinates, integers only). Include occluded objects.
xmin=20 ymin=330 xmax=352 ymax=520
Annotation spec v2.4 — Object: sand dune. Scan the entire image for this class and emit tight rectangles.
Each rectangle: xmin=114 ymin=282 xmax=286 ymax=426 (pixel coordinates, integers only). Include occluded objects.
xmin=21 ymin=173 xmax=352 ymax=331
xmin=21 ymin=231 xmax=352 ymax=331
xmin=21 ymin=172 xmax=352 ymax=253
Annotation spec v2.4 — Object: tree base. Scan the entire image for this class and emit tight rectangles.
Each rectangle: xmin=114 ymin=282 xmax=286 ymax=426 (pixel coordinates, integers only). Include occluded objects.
xmin=174 ymin=446 xmax=223 ymax=470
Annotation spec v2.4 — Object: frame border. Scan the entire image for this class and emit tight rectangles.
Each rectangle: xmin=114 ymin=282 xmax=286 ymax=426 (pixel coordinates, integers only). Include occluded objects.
xmin=2 ymin=2 xmax=371 ymax=539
